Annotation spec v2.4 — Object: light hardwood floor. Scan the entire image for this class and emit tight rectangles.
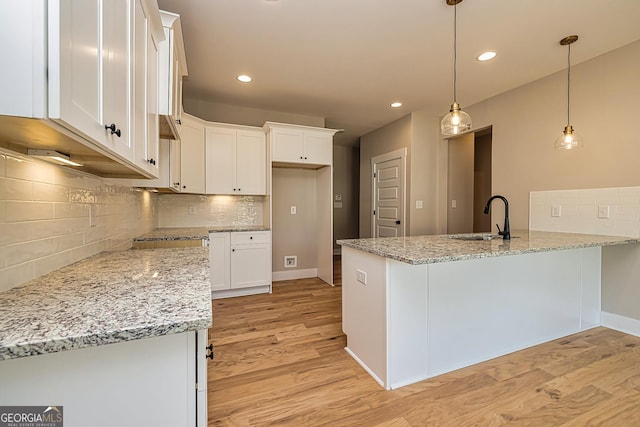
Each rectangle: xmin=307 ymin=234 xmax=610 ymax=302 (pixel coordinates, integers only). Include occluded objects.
xmin=208 ymin=261 xmax=640 ymax=426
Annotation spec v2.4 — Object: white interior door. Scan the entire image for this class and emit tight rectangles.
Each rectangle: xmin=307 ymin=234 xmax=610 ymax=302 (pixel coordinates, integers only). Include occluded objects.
xmin=372 ymin=148 xmax=406 ymax=237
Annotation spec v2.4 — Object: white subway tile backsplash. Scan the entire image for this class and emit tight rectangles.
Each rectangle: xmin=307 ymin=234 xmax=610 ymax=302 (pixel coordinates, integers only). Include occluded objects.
xmin=5 ymin=238 xmax=55 ymax=267
xmin=33 ymin=250 xmax=73 ymax=279
xmin=158 ymin=194 xmax=265 ymax=228
xmin=0 ymin=262 xmax=35 ymax=293
xmin=33 ymin=181 xmax=69 ymax=202
xmin=0 ymin=177 xmax=33 ymax=200
xmin=6 ymin=156 xmax=55 ymax=183
xmin=0 ymin=147 xmax=158 ymax=291
xmin=6 ymin=201 xmax=55 ymax=222
xmin=530 ymin=187 xmax=640 ymax=238
xmin=54 ymin=202 xmax=90 ymax=219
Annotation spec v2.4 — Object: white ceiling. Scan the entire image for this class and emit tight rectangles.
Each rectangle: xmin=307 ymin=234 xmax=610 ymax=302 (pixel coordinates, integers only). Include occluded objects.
xmin=156 ymin=0 xmax=640 ymax=146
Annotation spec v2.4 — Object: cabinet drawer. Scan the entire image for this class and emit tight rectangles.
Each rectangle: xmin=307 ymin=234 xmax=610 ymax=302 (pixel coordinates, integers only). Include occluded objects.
xmin=230 ymin=231 xmax=270 ymax=245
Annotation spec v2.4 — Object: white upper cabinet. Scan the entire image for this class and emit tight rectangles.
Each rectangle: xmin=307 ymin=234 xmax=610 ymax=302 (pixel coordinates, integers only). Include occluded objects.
xmin=265 ymin=122 xmax=338 ymax=167
xmin=158 ymin=11 xmax=188 ymax=140
xmin=205 ymin=124 xmax=266 ymax=195
xmin=179 ymin=114 xmax=206 ymax=194
xmin=0 ymin=0 xmax=164 ymax=178
xmin=132 ymin=0 xmax=160 ymax=176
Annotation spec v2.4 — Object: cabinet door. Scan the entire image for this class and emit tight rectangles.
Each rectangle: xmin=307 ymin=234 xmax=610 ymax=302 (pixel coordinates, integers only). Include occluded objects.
xmin=205 ymin=127 xmax=235 ymax=194
xmin=271 ymin=128 xmax=304 ymax=163
xmin=170 ymin=139 xmax=181 ymax=191
xmin=132 ymin=0 xmax=147 ymax=171
xmin=102 ymin=0 xmax=133 ymax=160
xmin=179 ymin=116 xmax=205 ymax=193
xmin=210 ymin=233 xmax=230 ymax=291
xmin=230 ymin=243 xmax=271 ymax=289
xmin=146 ymin=19 xmax=159 ymax=176
xmin=303 ymin=131 xmax=333 ymax=165
xmin=236 ymin=130 xmax=266 ymax=195
xmin=52 ymin=0 xmax=104 ymax=143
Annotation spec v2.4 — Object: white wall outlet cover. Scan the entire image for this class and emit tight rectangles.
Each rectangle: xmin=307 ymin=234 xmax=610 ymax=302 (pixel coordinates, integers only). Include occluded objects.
xmin=451 ymin=200 xmax=457 ymax=209
xmin=356 ymin=269 xmax=367 ymax=285
xmin=188 ymin=205 xmax=197 ymax=215
xmin=551 ymin=204 xmax=561 ymax=217
xmin=290 ymin=206 xmax=297 ymax=215
xmin=416 ymin=200 xmax=424 ymax=209
xmin=598 ymin=204 xmax=610 ymax=219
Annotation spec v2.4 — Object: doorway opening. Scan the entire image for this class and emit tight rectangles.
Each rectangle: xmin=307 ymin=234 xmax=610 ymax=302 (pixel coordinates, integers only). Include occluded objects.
xmin=446 ymin=127 xmax=492 ymax=234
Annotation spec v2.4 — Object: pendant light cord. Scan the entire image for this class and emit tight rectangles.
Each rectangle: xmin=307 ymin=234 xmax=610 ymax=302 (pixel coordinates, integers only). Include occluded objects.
xmin=566 ymin=42 xmax=571 ymax=126
xmin=453 ymin=2 xmax=458 ymax=103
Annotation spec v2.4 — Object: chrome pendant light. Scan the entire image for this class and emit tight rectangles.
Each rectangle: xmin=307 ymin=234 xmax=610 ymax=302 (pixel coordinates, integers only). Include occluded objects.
xmin=441 ymin=0 xmax=471 ymax=137
xmin=555 ymin=35 xmax=583 ymax=149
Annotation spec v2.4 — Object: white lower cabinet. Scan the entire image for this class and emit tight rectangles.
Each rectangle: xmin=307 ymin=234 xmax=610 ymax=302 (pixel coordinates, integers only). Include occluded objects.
xmin=0 ymin=330 xmax=209 ymax=427
xmin=210 ymin=231 xmax=272 ymax=298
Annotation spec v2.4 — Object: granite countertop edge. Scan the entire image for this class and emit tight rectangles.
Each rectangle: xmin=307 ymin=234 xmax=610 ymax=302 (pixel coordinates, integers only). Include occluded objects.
xmin=337 ymin=231 xmax=640 ymax=265
xmin=0 ymin=247 xmax=212 ymax=361
xmin=134 ymin=226 xmax=271 ymax=241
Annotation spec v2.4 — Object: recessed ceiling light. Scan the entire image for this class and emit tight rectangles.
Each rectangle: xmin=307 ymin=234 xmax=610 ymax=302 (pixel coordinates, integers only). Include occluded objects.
xmin=477 ymin=51 xmax=497 ymax=62
xmin=237 ymin=75 xmax=252 ymax=83
xmin=390 ymin=102 xmax=402 ymax=108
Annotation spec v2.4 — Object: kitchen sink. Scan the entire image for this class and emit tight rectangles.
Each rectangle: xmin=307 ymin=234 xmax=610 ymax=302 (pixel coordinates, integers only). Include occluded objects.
xmin=447 ymin=233 xmax=501 ymax=241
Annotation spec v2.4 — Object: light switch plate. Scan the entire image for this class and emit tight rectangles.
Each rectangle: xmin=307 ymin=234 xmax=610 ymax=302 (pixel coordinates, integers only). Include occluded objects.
xmin=290 ymin=206 xmax=297 ymax=215
xmin=356 ymin=269 xmax=367 ymax=285
xmin=551 ymin=204 xmax=561 ymax=217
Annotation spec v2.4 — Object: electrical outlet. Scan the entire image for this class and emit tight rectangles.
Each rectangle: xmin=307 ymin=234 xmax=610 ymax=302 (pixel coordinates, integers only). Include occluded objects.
xmin=551 ymin=204 xmax=561 ymax=217
xmin=416 ymin=200 xmax=424 ymax=209
xmin=290 ymin=206 xmax=297 ymax=215
xmin=284 ymin=256 xmax=297 ymax=268
xmin=598 ymin=204 xmax=610 ymax=219
xmin=356 ymin=269 xmax=367 ymax=285
xmin=451 ymin=200 xmax=457 ymax=209
xmin=89 ymin=205 xmax=97 ymax=227
xmin=188 ymin=205 xmax=197 ymax=215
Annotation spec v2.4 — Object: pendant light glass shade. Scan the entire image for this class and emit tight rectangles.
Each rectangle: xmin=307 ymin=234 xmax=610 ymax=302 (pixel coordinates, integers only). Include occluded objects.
xmin=442 ymin=102 xmax=472 ymax=136
xmin=555 ymin=35 xmax=582 ymax=149
xmin=441 ymin=0 xmax=471 ymax=137
xmin=554 ymin=125 xmax=583 ymax=149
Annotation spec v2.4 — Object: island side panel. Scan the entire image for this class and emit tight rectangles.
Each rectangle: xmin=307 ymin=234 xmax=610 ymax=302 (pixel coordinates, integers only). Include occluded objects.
xmin=387 ymin=259 xmax=429 ymax=389
xmin=602 ymin=243 xmax=640 ymax=334
xmin=342 ymin=246 xmax=388 ymax=387
xmin=426 ymin=247 xmax=600 ymax=378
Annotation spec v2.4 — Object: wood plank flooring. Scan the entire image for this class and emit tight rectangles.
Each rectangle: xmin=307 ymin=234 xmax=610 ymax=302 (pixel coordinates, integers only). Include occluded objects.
xmin=207 ymin=261 xmax=640 ymax=426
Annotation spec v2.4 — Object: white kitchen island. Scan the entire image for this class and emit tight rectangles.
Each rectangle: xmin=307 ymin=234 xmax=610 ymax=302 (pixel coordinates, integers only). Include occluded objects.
xmin=337 ymin=231 xmax=640 ymax=390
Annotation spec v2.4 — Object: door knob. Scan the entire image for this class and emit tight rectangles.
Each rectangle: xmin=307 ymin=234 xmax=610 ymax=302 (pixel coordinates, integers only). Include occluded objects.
xmin=395 ymin=220 xmax=401 ymax=224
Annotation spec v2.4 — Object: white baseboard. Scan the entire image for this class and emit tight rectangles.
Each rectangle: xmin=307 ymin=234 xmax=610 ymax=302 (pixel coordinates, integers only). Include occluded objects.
xmin=601 ymin=311 xmax=640 ymax=337
xmin=344 ymin=347 xmax=386 ymax=389
xmin=272 ymin=268 xmax=318 ymax=282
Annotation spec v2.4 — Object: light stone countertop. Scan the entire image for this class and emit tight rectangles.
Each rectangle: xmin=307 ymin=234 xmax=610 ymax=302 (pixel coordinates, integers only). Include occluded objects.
xmin=134 ymin=226 xmax=271 ymax=241
xmin=337 ymin=231 xmax=640 ymax=265
xmin=0 ymin=247 xmax=212 ymax=361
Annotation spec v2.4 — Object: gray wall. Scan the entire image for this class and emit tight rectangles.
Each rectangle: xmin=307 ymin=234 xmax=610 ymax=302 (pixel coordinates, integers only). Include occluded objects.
xmin=333 ymin=144 xmax=359 ymax=250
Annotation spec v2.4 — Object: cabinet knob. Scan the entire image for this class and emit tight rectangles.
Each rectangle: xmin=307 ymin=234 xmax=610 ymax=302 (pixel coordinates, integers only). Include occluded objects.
xmin=250 ymin=236 xmax=253 ymax=239
xmin=176 ymin=119 xmax=182 ymax=125
xmin=232 ymin=248 xmax=235 ymax=252
xmin=105 ymin=123 xmax=121 ymax=137
xmin=183 ymin=185 xmax=186 ymax=189
xmin=173 ymin=182 xmax=180 ymax=187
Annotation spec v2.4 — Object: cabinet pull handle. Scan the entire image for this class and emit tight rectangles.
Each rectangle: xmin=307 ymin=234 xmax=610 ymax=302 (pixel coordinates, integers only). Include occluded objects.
xmin=206 ymin=344 xmax=214 ymax=360
xmin=105 ymin=123 xmax=121 ymax=137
